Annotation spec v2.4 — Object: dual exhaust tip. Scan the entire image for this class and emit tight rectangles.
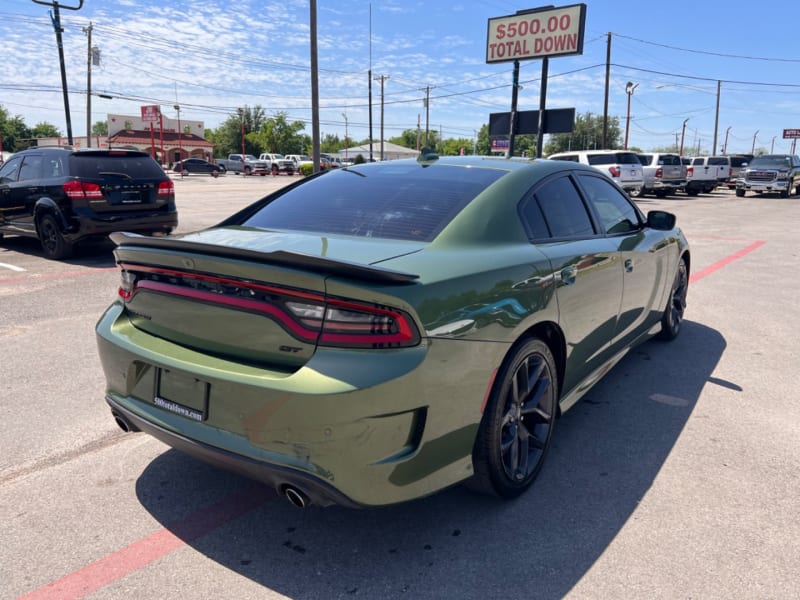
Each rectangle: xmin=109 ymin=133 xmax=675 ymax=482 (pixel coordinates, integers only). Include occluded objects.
xmin=112 ymin=409 xmax=313 ymax=508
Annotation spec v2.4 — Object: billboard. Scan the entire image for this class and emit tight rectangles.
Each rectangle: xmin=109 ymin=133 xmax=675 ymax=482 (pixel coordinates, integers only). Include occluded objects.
xmin=783 ymin=129 xmax=800 ymax=139
xmin=140 ymin=105 xmax=160 ymax=123
xmin=486 ymin=4 xmax=586 ymax=64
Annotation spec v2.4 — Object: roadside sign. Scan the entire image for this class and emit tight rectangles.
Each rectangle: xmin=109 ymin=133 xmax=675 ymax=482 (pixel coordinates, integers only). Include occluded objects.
xmin=782 ymin=129 xmax=800 ymax=139
xmin=141 ymin=105 xmax=160 ymax=123
xmin=486 ymin=4 xmax=586 ymax=64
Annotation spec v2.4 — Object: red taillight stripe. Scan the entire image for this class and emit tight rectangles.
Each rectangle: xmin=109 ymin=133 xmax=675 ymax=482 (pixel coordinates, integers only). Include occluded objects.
xmin=134 ymin=280 xmax=319 ymax=342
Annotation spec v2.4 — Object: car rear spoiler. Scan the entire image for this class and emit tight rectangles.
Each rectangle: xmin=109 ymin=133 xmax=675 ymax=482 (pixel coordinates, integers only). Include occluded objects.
xmin=109 ymin=232 xmax=420 ymax=283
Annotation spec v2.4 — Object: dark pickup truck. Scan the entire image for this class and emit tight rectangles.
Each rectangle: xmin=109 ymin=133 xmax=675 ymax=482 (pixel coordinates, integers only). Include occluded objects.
xmin=736 ymin=154 xmax=800 ymax=197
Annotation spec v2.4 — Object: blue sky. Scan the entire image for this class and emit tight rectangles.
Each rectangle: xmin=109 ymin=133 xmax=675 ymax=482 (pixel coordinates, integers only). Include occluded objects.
xmin=2 ymin=0 xmax=800 ymax=155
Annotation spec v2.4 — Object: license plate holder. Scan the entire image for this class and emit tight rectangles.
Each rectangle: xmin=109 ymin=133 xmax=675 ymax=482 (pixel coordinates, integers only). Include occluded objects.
xmin=153 ymin=368 xmax=209 ymax=422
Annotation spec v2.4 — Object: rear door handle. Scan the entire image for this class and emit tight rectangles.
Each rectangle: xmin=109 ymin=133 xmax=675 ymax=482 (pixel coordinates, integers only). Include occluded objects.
xmin=624 ymin=259 xmax=634 ymax=273
xmin=560 ymin=265 xmax=577 ymax=285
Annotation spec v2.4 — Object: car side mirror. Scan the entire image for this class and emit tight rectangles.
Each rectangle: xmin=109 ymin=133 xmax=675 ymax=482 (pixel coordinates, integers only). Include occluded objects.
xmin=647 ymin=210 xmax=676 ymax=231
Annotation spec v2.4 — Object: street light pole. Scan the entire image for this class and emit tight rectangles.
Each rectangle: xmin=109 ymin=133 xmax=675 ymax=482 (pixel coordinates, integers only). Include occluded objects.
xmin=680 ymin=118 xmax=690 ymax=157
xmin=752 ymin=130 xmax=759 ymax=155
xmin=624 ymin=81 xmax=638 ymax=150
xmin=174 ymin=104 xmax=183 ymax=178
xmin=722 ymin=126 xmax=731 ymax=155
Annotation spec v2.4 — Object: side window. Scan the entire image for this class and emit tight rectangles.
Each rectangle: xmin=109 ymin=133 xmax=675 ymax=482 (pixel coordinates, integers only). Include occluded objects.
xmin=0 ymin=155 xmax=24 ymax=183
xmin=531 ymin=175 xmax=595 ymax=239
xmin=18 ymin=155 xmax=43 ymax=181
xmin=577 ymin=173 xmax=641 ymax=235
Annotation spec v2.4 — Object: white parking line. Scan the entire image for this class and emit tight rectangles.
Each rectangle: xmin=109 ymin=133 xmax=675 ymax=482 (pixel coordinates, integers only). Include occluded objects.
xmin=0 ymin=262 xmax=26 ymax=272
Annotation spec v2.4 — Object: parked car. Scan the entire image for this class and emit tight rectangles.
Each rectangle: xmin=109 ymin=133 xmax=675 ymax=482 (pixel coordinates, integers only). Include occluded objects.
xmin=0 ymin=147 xmax=177 ymax=259
xmin=636 ymin=152 xmax=686 ymax=197
xmin=173 ymin=158 xmax=225 ymax=177
xmin=691 ymin=156 xmax=731 ymax=185
xmin=258 ymin=153 xmax=296 ymax=175
xmin=547 ymin=150 xmax=644 ymax=196
xmin=726 ymin=154 xmax=754 ymax=189
xmin=736 ymin=154 xmax=800 ymax=197
xmin=682 ymin=157 xmax=718 ymax=196
xmin=285 ymin=154 xmax=313 ymax=170
xmin=96 ymin=156 xmax=689 ymax=508
xmin=215 ymin=154 xmax=269 ymax=176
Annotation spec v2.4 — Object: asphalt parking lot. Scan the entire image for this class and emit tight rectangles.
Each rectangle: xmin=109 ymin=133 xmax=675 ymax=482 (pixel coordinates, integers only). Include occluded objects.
xmin=1 ymin=174 xmax=798 ymax=599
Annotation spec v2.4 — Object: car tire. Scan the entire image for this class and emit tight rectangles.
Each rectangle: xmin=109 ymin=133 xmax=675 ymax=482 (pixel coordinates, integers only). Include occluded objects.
xmin=736 ymin=189 xmax=745 ymax=197
xmin=657 ymin=257 xmax=688 ymax=341
xmin=244 ymin=166 xmax=252 ymax=176
xmin=687 ymin=188 xmax=700 ymax=197
xmin=468 ymin=337 xmax=558 ymax=499
xmin=38 ymin=213 xmax=73 ymax=260
xmin=271 ymin=165 xmax=279 ymax=176
xmin=211 ymin=169 xmax=219 ymax=178
xmin=780 ymin=180 xmax=792 ymax=198
xmin=182 ymin=169 xmax=189 ymax=177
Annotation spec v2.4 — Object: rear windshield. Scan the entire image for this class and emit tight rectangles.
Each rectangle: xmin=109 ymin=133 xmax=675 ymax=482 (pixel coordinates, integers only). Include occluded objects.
xmin=587 ymin=152 xmax=641 ymax=165
xmin=729 ymin=156 xmax=752 ymax=167
xmin=69 ymin=153 xmax=166 ymax=178
xmin=241 ymin=164 xmax=506 ymax=242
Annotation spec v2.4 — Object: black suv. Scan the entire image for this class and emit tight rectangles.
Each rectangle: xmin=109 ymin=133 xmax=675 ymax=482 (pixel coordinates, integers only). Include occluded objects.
xmin=0 ymin=147 xmax=178 ymax=259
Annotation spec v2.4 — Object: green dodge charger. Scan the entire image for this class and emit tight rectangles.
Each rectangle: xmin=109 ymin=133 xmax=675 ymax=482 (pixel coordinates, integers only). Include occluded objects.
xmin=95 ymin=155 xmax=690 ymax=508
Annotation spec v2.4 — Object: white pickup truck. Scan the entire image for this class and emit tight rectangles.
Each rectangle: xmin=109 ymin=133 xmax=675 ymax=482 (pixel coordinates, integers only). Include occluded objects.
xmin=258 ymin=153 xmax=296 ymax=175
xmin=681 ymin=157 xmax=717 ymax=196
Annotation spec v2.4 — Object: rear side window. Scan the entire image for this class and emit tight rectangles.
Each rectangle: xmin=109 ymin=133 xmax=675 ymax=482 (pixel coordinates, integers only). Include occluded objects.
xmin=241 ymin=164 xmax=506 ymax=242
xmin=69 ymin=153 xmax=166 ymax=178
xmin=708 ymin=157 xmax=729 ymax=166
xmin=550 ymin=155 xmax=579 ymax=162
xmin=587 ymin=154 xmax=615 ymax=166
xmin=531 ymin=175 xmax=595 ymax=239
xmin=19 ymin=155 xmax=43 ymax=181
xmin=578 ymin=173 xmax=641 ymax=235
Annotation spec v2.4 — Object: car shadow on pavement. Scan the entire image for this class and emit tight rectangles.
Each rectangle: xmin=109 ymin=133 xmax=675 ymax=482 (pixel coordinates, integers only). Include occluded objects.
xmin=136 ymin=319 xmax=725 ymax=599
xmin=0 ymin=235 xmax=117 ymax=267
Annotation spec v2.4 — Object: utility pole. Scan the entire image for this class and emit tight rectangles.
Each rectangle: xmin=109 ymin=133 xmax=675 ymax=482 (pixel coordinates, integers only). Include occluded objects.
xmin=624 ymin=81 xmax=638 ymax=150
xmin=342 ymin=112 xmax=348 ymax=159
xmin=33 ymin=0 xmax=84 ymax=146
xmin=424 ymin=85 xmax=430 ymax=146
xmin=680 ymin=118 xmax=689 ymax=157
xmin=310 ymin=0 xmax=320 ymax=172
xmin=374 ymin=74 xmax=389 ymax=160
xmin=82 ymin=21 xmax=92 ymax=147
xmin=712 ymin=80 xmax=721 ymax=156
xmin=602 ymin=32 xmax=611 ymax=149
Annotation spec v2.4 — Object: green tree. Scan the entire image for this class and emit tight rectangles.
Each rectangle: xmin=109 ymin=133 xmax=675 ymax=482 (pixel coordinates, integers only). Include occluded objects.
xmin=254 ymin=112 xmax=306 ymax=154
xmin=320 ymin=133 xmax=341 ymax=153
xmin=0 ymin=105 xmax=31 ymax=152
xmin=389 ymin=129 xmax=419 ymax=149
xmin=92 ymin=120 xmax=108 ymax=136
xmin=438 ymin=137 xmax=475 ymax=156
xmin=30 ymin=122 xmax=62 ymax=138
xmin=475 ymin=124 xmax=491 ymax=155
xmin=544 ymin=112 xmax=622 ymax=155
xmin=206 ymin=105 xmax=266 ymax=157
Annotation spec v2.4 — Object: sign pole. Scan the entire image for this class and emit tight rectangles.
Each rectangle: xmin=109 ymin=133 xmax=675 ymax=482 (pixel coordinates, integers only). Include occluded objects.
xmin=536 ymin=57 xmax=549 ymax=158
xmin=508 ymin=59 xmax=520 ymax=158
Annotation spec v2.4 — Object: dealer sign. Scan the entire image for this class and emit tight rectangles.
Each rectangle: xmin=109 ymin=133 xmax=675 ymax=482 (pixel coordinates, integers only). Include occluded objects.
xmin=486 ymin=4 xmax=586 ymax=64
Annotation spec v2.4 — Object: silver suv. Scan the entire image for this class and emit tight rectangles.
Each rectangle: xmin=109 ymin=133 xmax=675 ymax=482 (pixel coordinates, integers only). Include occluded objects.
xmin=636 ymin=153 xmax=686 ymax=197
xmin=547 ymin=150 xmax=644 ymax=195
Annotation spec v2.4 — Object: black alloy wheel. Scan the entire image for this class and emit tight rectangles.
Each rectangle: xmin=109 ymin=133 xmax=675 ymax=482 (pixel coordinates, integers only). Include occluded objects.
xmin=657 ymin=258 xmax=688 ymax=341
xmin=38 ymin=213 xmax=72 ymax=260
xmin=469 ymin=338 xmax=558 ymax=499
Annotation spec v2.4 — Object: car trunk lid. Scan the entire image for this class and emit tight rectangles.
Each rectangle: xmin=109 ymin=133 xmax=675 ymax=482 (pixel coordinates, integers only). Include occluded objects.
xmin=110 ymin=229 xmax=421 ymax=370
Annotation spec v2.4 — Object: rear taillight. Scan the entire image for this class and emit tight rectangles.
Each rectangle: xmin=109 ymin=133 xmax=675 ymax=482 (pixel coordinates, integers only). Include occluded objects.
xmin=655 ymin=167 xmax=663 ymax=178
xmin=286 ymin=299 xmax=419 ymax=347
xmin=608 ymin=166 xmax=620 ymax=178
xmin=118 ymin=265 xmax=420 ymax=349
xmin=157 ymin=180 xmax=174 ymax=196
xmin=63 ymin=180 xmax=103 ymax=199
xmin=687 ymin=167 xmax=694 ymax=176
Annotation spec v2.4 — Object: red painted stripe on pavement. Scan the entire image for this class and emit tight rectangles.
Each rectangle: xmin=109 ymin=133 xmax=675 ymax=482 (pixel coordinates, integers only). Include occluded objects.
xmin=0 ymin=268 xmax=116 ymax=285
xmin=18 ymin=484 xmax=272 ymax=600
xmin=689 ymin=240 xmax=764 ymax=283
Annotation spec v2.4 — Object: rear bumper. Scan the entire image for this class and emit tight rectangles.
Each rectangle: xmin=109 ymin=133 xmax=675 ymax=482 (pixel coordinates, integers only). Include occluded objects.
xmin=106 ymin=396 xmax=362 ymax=508
xmin=68 ymin=211 xmax=177 ymax=240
